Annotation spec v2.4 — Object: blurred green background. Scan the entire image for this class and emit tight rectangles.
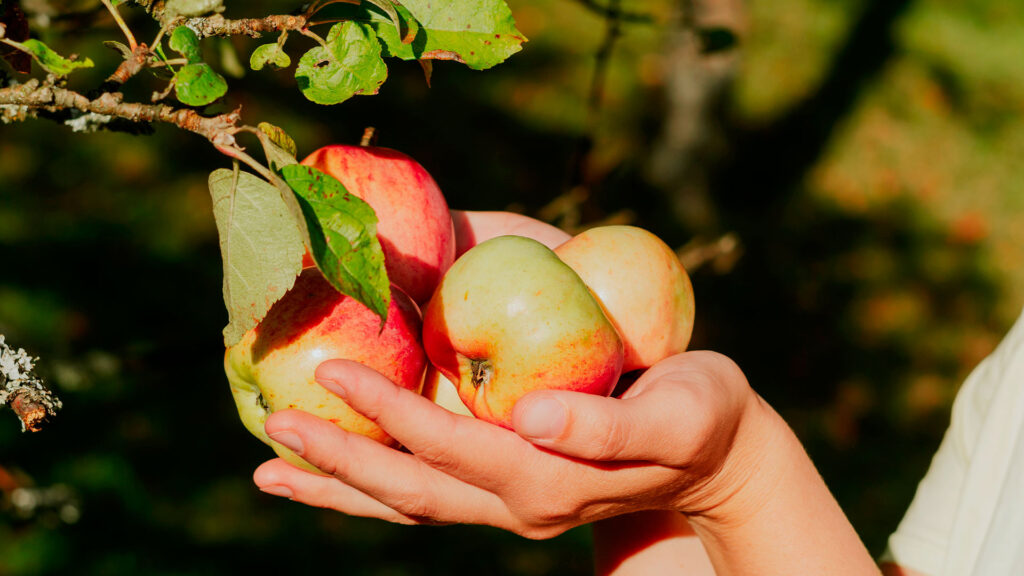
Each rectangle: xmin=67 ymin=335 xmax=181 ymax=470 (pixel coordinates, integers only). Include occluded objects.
xmin=2 ymin=0 xmax=1023 ymax=573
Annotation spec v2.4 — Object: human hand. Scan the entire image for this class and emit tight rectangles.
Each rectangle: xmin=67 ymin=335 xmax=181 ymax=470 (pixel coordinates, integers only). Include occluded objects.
xmin=252 ymin=350 xmax=772 ymax=539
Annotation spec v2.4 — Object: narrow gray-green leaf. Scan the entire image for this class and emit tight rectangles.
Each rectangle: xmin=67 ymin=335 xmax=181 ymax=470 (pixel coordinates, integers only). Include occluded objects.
xmin=209 ymin=168 xmax=304 ymax=347
xmin=279 ymin=164 xmax=390 ymax=321
xmin=295 ymin=21 xmax=387 ymax=105
xmin=175 ymin=62 xmax=227 ymax=106
xmin=250 ymin=42 xmax=291 ymax=71
xmin=17 ymin=39 xmax=94 ymax=76
xmin=373 ymin=0 xmax=525 ymax=70
xmin=169 ymin=25 xmax=202 ymax=64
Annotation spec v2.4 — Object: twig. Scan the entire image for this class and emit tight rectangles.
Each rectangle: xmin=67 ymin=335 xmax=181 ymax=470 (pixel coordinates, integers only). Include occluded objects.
xmin=100 ymin=0 xmax=138 ymax=50
xmin=132 ymin=4 xmax=310 ymax=40
xmin=0 ymin=78 xmax=240 ymax=146
xmin=0 ymin=336 xmax=61 ymax=432
xmin=106 ymin=43 xmax=152 ymax=85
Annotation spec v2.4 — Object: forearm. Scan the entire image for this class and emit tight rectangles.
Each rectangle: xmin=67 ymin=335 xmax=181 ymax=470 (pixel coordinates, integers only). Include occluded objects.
xmin=593 ymin=511 xmax=715 ymax=576
xmin=688 ymin=399 xmax=880 ymax=576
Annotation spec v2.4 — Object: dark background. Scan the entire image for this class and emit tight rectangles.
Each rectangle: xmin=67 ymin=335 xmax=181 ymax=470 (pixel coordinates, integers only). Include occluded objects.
xmin=1 ymin=0 xmax=1023 ymax=573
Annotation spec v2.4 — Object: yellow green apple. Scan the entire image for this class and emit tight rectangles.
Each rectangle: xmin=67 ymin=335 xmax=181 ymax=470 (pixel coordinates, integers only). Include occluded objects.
xmin=423 ymin=235 xmax=624 ymax=427
xmin=555 ymin=225 xmax=695 ymax=372
xmin=421 ymin=367 xmax=474 ymax=418
xmin=224 ymin=269 xmax=427 ymax=471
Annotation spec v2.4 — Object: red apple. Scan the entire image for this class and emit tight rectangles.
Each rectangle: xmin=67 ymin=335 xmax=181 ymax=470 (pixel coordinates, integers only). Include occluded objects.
xmin=423 ymin=235 xmax=623 ymax=428
xmin=301 ymin=144 xmax=456 ymax=305
xmin=224 ymin=268 xmax=427 ymax=470
xmin=555 ymin=225 xmax=695 ymax=372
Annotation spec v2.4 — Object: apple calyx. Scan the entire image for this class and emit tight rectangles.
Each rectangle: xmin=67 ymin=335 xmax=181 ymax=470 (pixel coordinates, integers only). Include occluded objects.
xmin=470 ymin=358 xmax=493 ymax=389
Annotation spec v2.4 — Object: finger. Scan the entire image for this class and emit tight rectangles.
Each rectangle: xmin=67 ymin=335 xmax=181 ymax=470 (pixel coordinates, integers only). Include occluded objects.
xmin=254 ymin=458 xmax=421 ymax=525
xmin=264 ymin=408 xmax=513 ymax=527
xmin=313 ymin=359 xmax=532 ymax=492
xmin=511 ymin=351 xmax=751 ymax=467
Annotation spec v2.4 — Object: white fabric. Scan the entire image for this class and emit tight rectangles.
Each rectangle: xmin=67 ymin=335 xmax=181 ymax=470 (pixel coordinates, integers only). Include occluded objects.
xmin=882 ymin=307 xmax=1024 ymax=575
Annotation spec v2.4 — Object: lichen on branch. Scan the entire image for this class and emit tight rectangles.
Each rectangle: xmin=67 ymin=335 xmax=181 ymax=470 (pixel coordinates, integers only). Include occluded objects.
xmin=0 ymin=77 xmax=241 ymax=145
xmin=0 ymin=336 xmax=62 ymax=432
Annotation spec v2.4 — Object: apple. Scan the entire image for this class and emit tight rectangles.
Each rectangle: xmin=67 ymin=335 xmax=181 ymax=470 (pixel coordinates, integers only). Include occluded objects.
xmin=423 ymin=235 xmax=624 ymax=428
xmin=554 ymin=225 xmax=695 ymax=372
xmin=421 ymin=367 xmax=474 ymax=418
xmin=301 ymin=144 xmax=456 ymax=305
xmin=224 ymin=268 xmax=427 ymax=471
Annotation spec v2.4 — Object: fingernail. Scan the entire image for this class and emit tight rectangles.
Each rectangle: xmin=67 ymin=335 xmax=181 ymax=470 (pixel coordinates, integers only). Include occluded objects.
xmin=516 ymin=397 xmax=567 ymax=440
xmin=269 ymin=430 xmax=304 ymax=455
xmin=316 ymin=377 xmax=348 ymax=401
xmin=259 ymin=484 xmax=294 ymax=499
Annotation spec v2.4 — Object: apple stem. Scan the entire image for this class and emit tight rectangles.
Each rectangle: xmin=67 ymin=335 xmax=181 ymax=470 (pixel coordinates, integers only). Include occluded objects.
xmin=360 ymin=126 xmax=378 ymax=147
xmin=470 ymin=359 xmax=493 ymax=389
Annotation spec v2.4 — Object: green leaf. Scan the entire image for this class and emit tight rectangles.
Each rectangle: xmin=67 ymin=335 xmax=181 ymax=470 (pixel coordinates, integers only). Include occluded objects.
xmin=279 ymin=164 xmax=390 ymax=322
xmin=258 ymin=122 xmax=297 ymax=156
xmin=295 ymin=21 xmax=387 ymax=105
xmin=373 ymin=0 xmax=525 ymax=70
xmin=175 ymin=62 xmax=227 ymax=106
xmin=250 ymin=43 xmax=291 ymax=71
xmin=169 ymin=26 xmax=202 ymax=64
xmin=208 ymin=168 xmax=305 ymax=347
xmin=18 ymin=39 xmax=94 ymax=76
xmin=257 ymin=122 xmax=298 ymax=170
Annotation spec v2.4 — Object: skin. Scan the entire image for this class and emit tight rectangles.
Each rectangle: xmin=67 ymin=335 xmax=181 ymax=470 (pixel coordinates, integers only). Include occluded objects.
xmin=225 ymin=269 xmax=426 ymax=471
xmin=555 ymin=225 xmax=695 ymax=373
xmin=423 ymin=235 xmax=624 ymax=427
xmin=252 ymin=211 xmax=888 ymax=575
xmin=301 ymin=145 xmax=456 ymax=305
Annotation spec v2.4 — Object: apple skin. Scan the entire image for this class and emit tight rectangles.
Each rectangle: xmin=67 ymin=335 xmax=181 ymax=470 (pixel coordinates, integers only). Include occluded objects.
xmin=301 ymin=145 xmax=456 ymax=305
xmin=423 ymin=235 xmax=624 ymax=428
xmin=422 ymin=367 xmax=474 ymax=418
xmin=554 ymin=225 xmax=695 ymax=372
xmin=224 ymin=269 xmax=427 ymax=471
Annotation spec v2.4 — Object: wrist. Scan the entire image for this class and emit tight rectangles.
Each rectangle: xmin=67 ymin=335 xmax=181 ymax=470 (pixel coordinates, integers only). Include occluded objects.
xmin=678 ymin=392 xmax=789 ymax=526
xmin=680 ymin=397 xmax=879 ymax=575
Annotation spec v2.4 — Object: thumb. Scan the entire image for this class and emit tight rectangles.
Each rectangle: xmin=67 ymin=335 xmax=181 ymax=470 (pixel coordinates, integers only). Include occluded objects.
xmin=510 ymin=386 xmax=700 ymax=466
xmin=511 ymin=352 xmax=751 ymax=466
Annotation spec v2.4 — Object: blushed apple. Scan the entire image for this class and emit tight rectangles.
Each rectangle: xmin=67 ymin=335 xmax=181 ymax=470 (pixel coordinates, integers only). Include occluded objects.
xmin=555 ymin=225 xmax=695 ymax=372
xmin=423 ymin=235 xmax=624 ymax=428
xmin=421 ymin=367 xmax=474 ymax=418
xmin=224 ymin=268 xmax=427 ymax=471
xmin=301 ymin=144 xmax=456 ymax=305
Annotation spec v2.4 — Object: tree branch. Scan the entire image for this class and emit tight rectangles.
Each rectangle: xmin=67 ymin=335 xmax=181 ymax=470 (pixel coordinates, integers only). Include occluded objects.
xmin=0 ymin=336 xmax=61 ymax=432
xmin=178 ymin=13 xmax=310 ymax=39
xmin=0 ymin=78 xmax=240 ymax=145
xmin=130 ymin=1 xmax=309 ymax=39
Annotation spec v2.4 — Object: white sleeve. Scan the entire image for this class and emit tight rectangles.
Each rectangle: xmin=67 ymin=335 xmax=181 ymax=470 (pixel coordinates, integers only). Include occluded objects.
xmin=881 ymin=310 xmax=1024 ymax=574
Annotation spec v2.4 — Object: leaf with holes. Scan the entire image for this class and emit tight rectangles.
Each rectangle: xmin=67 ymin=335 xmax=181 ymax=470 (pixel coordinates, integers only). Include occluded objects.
xmin=279 ymin=164 xmax=390 ymax=322
xmin=209 ymin=169 xmax=305 ymax=347
xmin=295 ymin=21 xmax=387 ymax=105
xmin=372 ymin=0 xmax=525 ymax=70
